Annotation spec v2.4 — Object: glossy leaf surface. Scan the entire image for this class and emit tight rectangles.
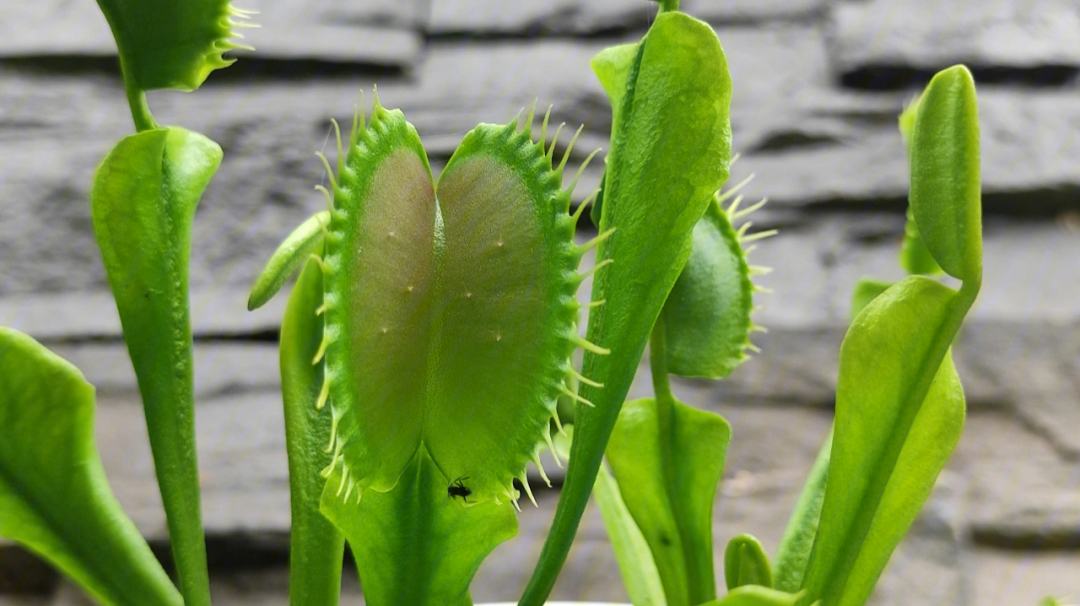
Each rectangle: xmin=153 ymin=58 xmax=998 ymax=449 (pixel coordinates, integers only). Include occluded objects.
xmin=594 ymin=466 xmax=668 ymax=606
xmin=91 ymin=126 xmax=220 ymax=606
xmin=725 ymin=534 xmax=773 ymax=590
xmin=281 ymin=255 xmax=345 ymax=606
xmin=909 ymin=65 xmax=982 ymax=281
xmin=662 ymin=198 xmax=754 ymax=379
xmin=0 ymin=328 xmax=181 ymax=606
xmin=321 ymin=447 xmax=516 ymax=606
xmin=95 ymin=0 xmax=247 ymax=92
xmin=801 ymin=277 xmax=967 ymax=606
xmin=606 ymin=397 xmax=731 ymax=605
xmin=523 ymin=13 xmax=732 ymax=602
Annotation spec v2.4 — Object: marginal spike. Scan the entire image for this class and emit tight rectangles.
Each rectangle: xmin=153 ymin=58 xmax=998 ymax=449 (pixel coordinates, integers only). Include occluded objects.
xmin=727 ymin=195 xmax=745 ymax=217
xmin=315 ymin=152 xmax=339 ymax=194
xmin=330 ymin=118 xmax=344 ymax=178
xmin=540 ymin=105 xmax=553 ymax=149
xmin=325 ymin=406 xmax=341 ymax=453
xmin=315 ymin=302 xmax=328 ymax=316
xmin=571 ymin=188 xmax=600 ymax=225
xmin=312 ymin=333 xmax=330 ymax=365
xmin=309 ymin=253 xmax=328 ymax=273
xmin=557 ymin=125 xmax=584 ymax=174
xmin=511 ymin=496 xmax=522 ymax=512
xmin=577 ymin=227 xmax=616 ymax=254
xmin=745 ymin=245 xmax=759 ymax=254
xmin=559 ymin=384 xmax=596 ymax=407
xmin=736 ymin=221 xmax=752 ymax=239
xmin=751 ymin=324 xmax=768 ymax=333
xmin=509 ymin=106 xmax=525 ymax=134
xmin=372 ymin=84 xmax=382 ymax=111
xmin=566 ymin=148 xmax=601 ymax=197
xmin=753 ymin=284 xmax=774 ymax=294
xmin=746 ymin=342 xmax=763 ymax=354
xmin=336 ymin=465 xmax=350 ymax=496
xmin=568 ymin=366 xmax=603 ymax=388
xmin=343 ymin=478 xmax=357 ymax=503
xmin=578 ymin=258 xmax=613 ymax=281
xmin=573 ymin=335 xmax=611 ymax=356
xmin=732 ymin=197 xmax=768 ymax=220
xmin=730 ymin=152 xmax=742 ymax=166
xmin=315 ymin=210 xmax=330 ymax=238
xmin=716 ymin=174 xmax=755 ymax=205
xmin=523 ymin=98 xmax=538 ymax=138
xmin=741 ymin=229 xmax=779 ymax=244
xmin=316 ymin=373 xmax=331 ymax=410
xmin=583 ymin=299 xmax=606 ymax=309
xmin=519 ymin=474 xmax=538 ymax=507
xmin=315 ymin=184 xmax=334 ymax=214
xmin=547 ymin=123 xmax=565 ymax=160
xmin=320 ymin=445 xmax=342 ymax=478
xmin=749 ymin=265 xmax=773 ymax=276
xmin=531 ymin=453 xmax=553 ymax=487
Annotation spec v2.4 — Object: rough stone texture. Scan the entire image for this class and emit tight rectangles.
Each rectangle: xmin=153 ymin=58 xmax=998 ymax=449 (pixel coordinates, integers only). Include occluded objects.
xmin=830 ymin=0 xmax=1080 ymax=75
xmin=5 ymin=0 xmax=1080 ymax=603
xmin=0 ymin=0 xmax=424 ymax=67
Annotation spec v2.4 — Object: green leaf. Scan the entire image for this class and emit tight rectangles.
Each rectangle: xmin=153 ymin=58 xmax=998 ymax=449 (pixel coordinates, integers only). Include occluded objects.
xmin=316 ymin=102 xmax=582 ymax=504
xmin=908 ymin=65 xmax=982 ymax=282
xmin=662 ymin=199 xmax=754 ymax=379
xmin=772 ymin=430 xmax=831 ymax=594
xmin=849 ymin=279 xmax=892 ymax=320
xmin=725 ymin=534 xmax=773 ymax=590
xmin=594 ymin=465 xmax=668 ymax=606
xmin=606 ymin=397 xmax=732 ymax=605
xmin=90 ymin=126 xmax=221 ymax=606
xmin=801 ymin=277 xmax=968 ymax=606
xmin=899 ymin=208 xmax=943 ymax=276
xmin=280 ymin=253 xmax=345 ymax=606
xmin=523 ymin=13 xmax=731 ymax=603
xmin=699 ymin=586 xmax=802 ymax=606
xmin=95 ymin=0 xmax=249 ymax=92
xmin=0 ymin=328 xmax=182 ymax=606
xmin=320 ymin=447 xmax=517 ymax=606
xmin=248 ymin=210 xmax=330 ymax=310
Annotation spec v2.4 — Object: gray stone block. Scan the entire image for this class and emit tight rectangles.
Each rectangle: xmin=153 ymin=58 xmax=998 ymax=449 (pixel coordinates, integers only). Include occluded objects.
xmin=0 ymin=0 xmax=424 ymax=68
xmin=830 ymin=0 xmax=1080 ymax=74
xmin=428 ymin=0 xmax=651 ymax=36
xmin=684 ymin=0 xmax=826 ymax=23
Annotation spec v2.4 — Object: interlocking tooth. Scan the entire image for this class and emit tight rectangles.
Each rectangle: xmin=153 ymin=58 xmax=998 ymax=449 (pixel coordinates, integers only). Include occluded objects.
xmin=736 ymin=221 xmax=752 ymax=239
xmin=582 ymin=299 xmax=607 ymax=309
xmin=336 ymin=465 xmax=350 ymax=496
xmin=343 ymin=478 xmax=357 ymax=503
xmin=522 ymin=99 xmax=538 ymax=138
xmin=750 ymin=324 xmax=768 ymax=333
xmin=320 ymin=445 xmax=342 ymax=478
xmin=572 ymin=335 xmax=610 ymax=356
xmin=568 ymin=366 xmax=603 ymax=388
xmin=542 ymin=428 xmax=564 ymax=471
xmin=315 ymin=185 xmax=334 ymax=215
xmin=316 ymin=372 xmax=331 ymax=410
xmin=566 ymin=148 xmax=601 ymax=197
xmin=577 ymin=258 xmax=613 ymax=283
xmin=576 ymin=227 xmax=616 ymax=255
xmin=315 ymin=152 xmax=339 ymax=195
xmin=532 ymin=452 xmax=553 ymax=487
xmin=732 ymin=198 xmax=768 ymax=220
xmin=329 ymin=118 xmax=345 ymax=178
xmin=539 ymin=106 xmax=553 ymax=148
xmin=571 ymin=188 xmax=600 ymax=225
xmin=557 ymin=125 xmax=584 ymax=174
xmin=746 ymin=342 xmax=762 ymax=354
xmin=716 ymin=174 xmax=755 ymax=205
xmin=325 ymin=406 xmax=342 ymax=453
xmin=519 ymin=474 xmax=538 ymax=507
xmin=312 ymin=332 xmax=330 ymax=364
xmin=753 ymin=284 xmax=774 ymax=294
xmin=741 ymin=229 xmax=778 ymax=244
xmin=315 ymin=302 xmax=328 ymax=316
xmin=559 ymin=384 xmax=595 ymax=407
xmin=309 ymin=253 xmax=328 ymax=274
xmin=749 ymin=265 xmax=773 ymax=276
xmin=547 ymin=123 xmax=565 ymax=160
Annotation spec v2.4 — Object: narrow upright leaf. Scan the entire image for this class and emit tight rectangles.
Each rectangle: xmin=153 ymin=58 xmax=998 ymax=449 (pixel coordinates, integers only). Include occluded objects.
xmin=0 ymin=328 xmax=182 ymax=606
xmin=523 ymin=13 xmax=732 ymax=603
xmin=772 ymin=431 xmax=831 ymax=594
xmin=91 ymin=126 xmax=221 ymax=606
xmin=248 ymin=211 xmax=330 ymax=310
xmin=280 ymin=254 xmax=345 ymax=606
xmin=594 ymin=466 xmax=668 ymax=606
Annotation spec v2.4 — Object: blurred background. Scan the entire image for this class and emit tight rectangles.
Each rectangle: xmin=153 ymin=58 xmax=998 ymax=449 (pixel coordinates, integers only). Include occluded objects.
xmin=1 ymin=0 xmax=1079 ymax=604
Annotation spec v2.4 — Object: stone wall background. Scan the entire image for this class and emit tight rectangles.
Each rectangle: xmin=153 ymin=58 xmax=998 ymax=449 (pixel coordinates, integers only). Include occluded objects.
xmin=1 ymin=0 xmax=1079 ymax=604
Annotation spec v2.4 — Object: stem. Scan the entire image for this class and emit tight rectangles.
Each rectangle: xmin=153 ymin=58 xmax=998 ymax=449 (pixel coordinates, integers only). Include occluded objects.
xmin=658 ymin=0 xmax=680 ymax=13
xmin=648 ymin=315 xmax=675 ymax=498
xmin=119 ymin=55 xmax=158 ymax=132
